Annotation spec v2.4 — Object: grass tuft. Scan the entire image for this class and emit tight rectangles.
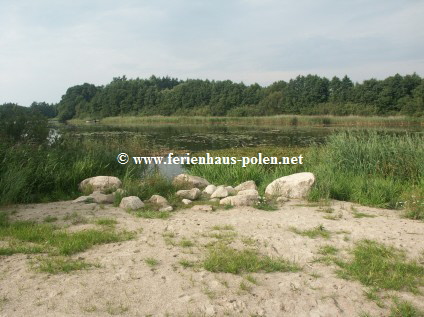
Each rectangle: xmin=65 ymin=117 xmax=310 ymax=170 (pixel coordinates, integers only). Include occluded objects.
xmin=290 ymin=224 xmax=331 ymax=239
xmin=203 ymin=245 xmax=300 ymax=274
xmin=336 ymin=240 xmax=424 ymax=293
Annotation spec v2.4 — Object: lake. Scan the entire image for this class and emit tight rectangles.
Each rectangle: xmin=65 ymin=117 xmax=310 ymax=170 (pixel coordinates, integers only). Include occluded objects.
xmin=59 ymin=123 xmax=423 ymax=152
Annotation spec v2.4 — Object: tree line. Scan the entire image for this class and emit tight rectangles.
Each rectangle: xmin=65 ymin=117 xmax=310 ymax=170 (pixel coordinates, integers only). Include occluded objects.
xmin=2 ymin=73 xmax=424 ymax=122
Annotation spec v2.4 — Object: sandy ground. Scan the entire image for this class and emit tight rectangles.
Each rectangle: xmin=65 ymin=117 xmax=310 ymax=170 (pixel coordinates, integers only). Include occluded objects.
xmin=0 ymin=200 xmax=423 ymax=317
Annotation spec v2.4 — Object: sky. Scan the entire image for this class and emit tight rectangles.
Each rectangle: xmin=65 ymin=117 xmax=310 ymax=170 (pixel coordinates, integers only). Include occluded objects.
xmin=0 ymin=0 xmax=423 ymax=106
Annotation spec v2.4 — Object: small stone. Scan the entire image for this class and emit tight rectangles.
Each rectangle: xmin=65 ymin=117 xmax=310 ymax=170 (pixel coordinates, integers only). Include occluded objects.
xmin=182 ymin=199 xmax=192 ymax=205
xmin=146 ymin=195 xmax=169 ymax=207
xmin=119 ymin=196 xmax=144 ymax=210
xmin=172 ymin=174 xmax=210 ymax=189
xmin=159 ymin=206 xmax=173 ymax=212
xmin=203 ymin=184 xmax=217 ymax=195
xmin=211 ymin=186 xmax=229 ymax=199
xmin=176 ymin=188 xmax=201 ymax=200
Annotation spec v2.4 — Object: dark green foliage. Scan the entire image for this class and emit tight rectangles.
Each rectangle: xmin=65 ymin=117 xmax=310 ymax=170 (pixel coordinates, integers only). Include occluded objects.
xmin=0 ymin=103 xmax=49 ymax=143
xmin=42 ymin=73 xmax=423 ymax=120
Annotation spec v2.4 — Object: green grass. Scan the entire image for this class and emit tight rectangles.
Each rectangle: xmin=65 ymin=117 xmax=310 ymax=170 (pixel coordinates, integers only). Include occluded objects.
xmin=179 ymin=238 xmax=195 ymax=248
xmin=211 ymin=225 xmax=235 ymax=231
xmin=318 ymin=245 xmax=338 ymax=255
xmin=290 ymin=224 xmax=331 ymax=239
xmin=145 ymin=257 xmax=159 ymax=267
xmin=34 ymin=256 xmax=96 ymax=274
xmin=0 ymin=212 xmax=134 ymax=256
xmin=0 ymin=138 xmax=148 ymax=205
xmin=336 ymin=240 xmax=424 ymax=293
xmin=95 ymin=218 xmax=118 ymax=227
xmin=188 ymin=132 xmax=424 ymax=209
xmin=43 ymin=215 xmax=58 ymax=223
xmin=402 ymin=187 xmax=424 ymax=220
xmin=390 ymin=298 xmax=424 ymax=317
xmin=353 ymin=212 xmax=376 ymax=218
xmin=179 ymin=259 xmax=196 ymax=268
xmin=203 ymin=245 xmax=300 ymax=274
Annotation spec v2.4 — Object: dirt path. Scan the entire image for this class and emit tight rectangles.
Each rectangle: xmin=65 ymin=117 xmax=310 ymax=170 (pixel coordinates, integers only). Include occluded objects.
xmin=0 ymin=200 xmax=423 ymax=317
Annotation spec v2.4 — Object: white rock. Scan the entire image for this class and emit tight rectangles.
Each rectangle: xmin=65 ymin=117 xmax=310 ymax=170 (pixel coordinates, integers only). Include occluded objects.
xmin=89 ymin=191 xmax=115 ymax=204
xmin=265 ymin=172 xmax=315 ymax=199
xmin=220 ymin=195 xmax=259 ymax=207
xmin=237 ymin=189 xmax=259 ymax=197
xmin=182 ymin=199 xmax=192 ymax=205
xmin=146 ymin=195 xmax=169 ymax=207
xmin=235 ymin=180 xmax=257 ymax=192
xmin=209 ymin=198 xmax=220 ymax=203
xmin=176 ymin=188 xmax=201 ymax=200
xmin=159 ymin=206 xmax=173 ymax=212
xmin=119 ymin=196 xmax=144 ymax=210
xmin=72 ymin=196 xmax=94 ymax=204
xmin=203 ymin=184 xmax=217 ymax=195
xmin=211 ymin=186 xmax=229 ymax=199
xmin=79 ymin=176 xmax=122 ymax=193
xmin=225 ymin=186 xmax=237 ymax=196
xmin=172 ymin=174 xmax=210 ymax=189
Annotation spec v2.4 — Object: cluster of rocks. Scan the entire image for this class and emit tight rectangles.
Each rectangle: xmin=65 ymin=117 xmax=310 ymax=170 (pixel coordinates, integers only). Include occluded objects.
xmin=73 ymin=176 xmax=173 ymax=212
xmin=172 ymin=172 xmax=315 ymax=207
xmin=73 ymin=172 xmax=315 ymax=211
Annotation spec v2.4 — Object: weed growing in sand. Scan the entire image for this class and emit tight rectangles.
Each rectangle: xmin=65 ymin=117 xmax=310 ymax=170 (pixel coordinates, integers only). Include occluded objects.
xmin=323 ymin=213 xmax=342 ymax=220
xmin=245 ymin=274 xmax=259 ymax=285
xmin=145 ymin=257 xmax=159 ymax=267
xmin=318 ymin=245 xmax=338 ymax=256
xmin=353 ymin=212 xmax=376 ymax=218
xmin=239 ymin=281 xmax=252 ymax=293
xmin=63 ymin=211 xmax=88 ymax=225
xmin=179 ymin=259 xmax=196 ymax=268
xmin=34 ymin=256 xmax=96 ymax=274
xmin=203 ymin=245 xmax=300 ymax=274
xmin=134 ymin=210 xmax=171 ymax=219
xmin=255 ymin=200 xmax=278 ymax=211
xmin=402 ymin=188 xmax=424 ymax=221
xmin=211 ymin=225 xmax=234 ymax=231
xmin=95 ymin=218 xmax=118 ymax=227
xmin=43 ymin=215 xmax=58 ymax=223
xmin=179 ymin=238 xmax=195 ymax=248
xmin=290 ymin=224 xmax=331 ymax=239
xmin=390 ymin=298 xmax=424 ymax=317
xmin=336 ymin=240 xmax=424 ymax=293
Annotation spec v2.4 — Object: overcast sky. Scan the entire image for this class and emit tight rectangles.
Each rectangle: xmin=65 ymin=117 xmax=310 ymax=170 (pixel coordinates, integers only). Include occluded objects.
xmin=1 ymin=0 xmax=423 ymax=106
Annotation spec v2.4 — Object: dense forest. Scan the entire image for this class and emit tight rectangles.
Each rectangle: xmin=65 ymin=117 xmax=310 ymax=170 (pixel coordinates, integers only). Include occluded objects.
xmin=2 ymin=73 xmax=424 ymax=121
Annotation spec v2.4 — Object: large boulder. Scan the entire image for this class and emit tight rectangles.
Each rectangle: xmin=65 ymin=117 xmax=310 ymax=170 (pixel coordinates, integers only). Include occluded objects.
xmin=172 ymin=174 xmax=210 ymax=189
xmin=79 ymin=176 xmax=122 ymax=193
xmin=176 ymin=188 xmax=201 ymax=200
xmin=211 ymin=186 xmax=229 ymax=199
xmin=220 ymin=195 xmax=259 ymax=207
xmin=235 ymin=180 xmax=257 ymax=192
xmin=265 ymin=172 xmax=315 ymax=199
xmin=120 ymin=196 xmax=144 ymax=210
